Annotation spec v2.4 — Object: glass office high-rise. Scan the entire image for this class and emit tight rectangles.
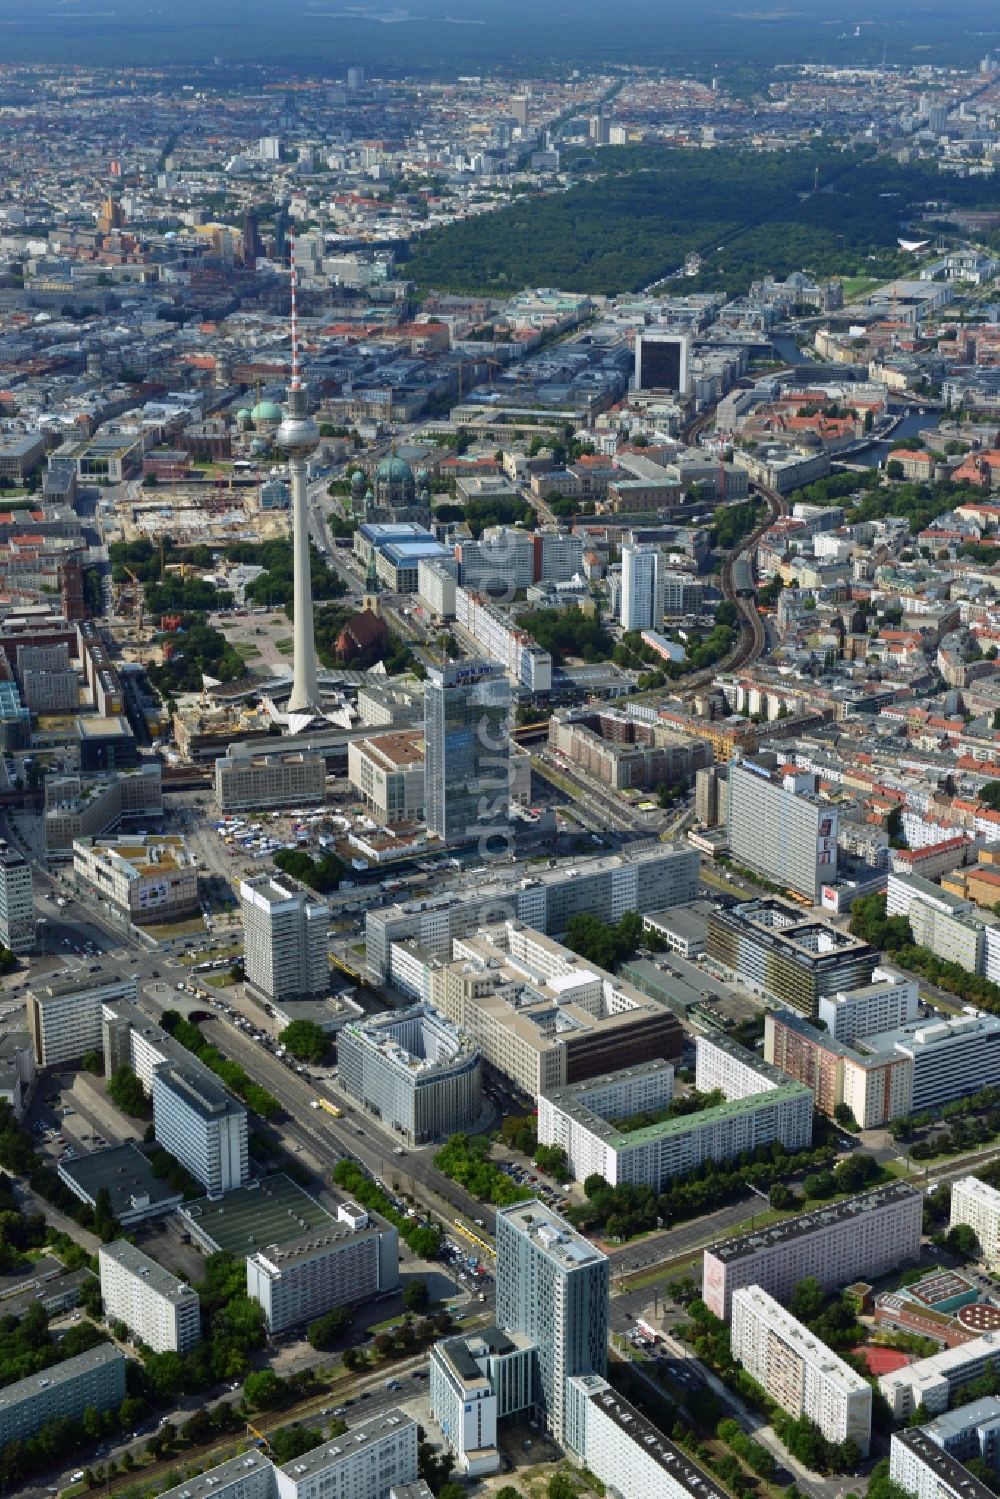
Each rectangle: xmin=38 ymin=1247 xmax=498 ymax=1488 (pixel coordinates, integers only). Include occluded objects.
xmin=423 ymin=660 xmax=511 ymax=846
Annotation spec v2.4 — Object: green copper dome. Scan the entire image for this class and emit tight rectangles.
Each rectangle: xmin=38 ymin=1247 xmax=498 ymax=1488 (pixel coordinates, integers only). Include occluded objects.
xmin=251 ymin=400 xmax=283 ymax=425
xmin=375 ymin=453 xmax=414 ymax=482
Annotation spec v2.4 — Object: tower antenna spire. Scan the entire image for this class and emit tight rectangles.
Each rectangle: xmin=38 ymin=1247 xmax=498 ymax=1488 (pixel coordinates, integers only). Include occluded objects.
xmin=289 ymin=227 xmax=302 ymax=392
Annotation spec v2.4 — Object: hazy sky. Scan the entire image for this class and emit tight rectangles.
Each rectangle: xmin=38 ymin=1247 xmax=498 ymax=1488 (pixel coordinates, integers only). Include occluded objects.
xmin=0 ymin=0 xmax=994 ymax=73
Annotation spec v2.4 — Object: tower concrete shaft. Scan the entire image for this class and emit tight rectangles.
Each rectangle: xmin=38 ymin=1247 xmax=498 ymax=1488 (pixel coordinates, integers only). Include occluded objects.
xmin=277 ymin=229 xmax=321 ymax=715
xmin=287 ymin=448 xmax=319 ymax=713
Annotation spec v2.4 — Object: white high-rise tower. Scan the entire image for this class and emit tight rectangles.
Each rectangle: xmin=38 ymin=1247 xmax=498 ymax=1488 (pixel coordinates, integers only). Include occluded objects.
xmin=277 ymin=232 xmax=321 ymax=715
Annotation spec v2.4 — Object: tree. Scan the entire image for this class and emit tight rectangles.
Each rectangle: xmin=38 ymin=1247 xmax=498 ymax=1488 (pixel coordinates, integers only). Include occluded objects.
xmin=243 ymin=1368 xmax=286 ymax=1409
xmin=946 ymin=1223 xmax=980 ymax=1260
xmin=92 ymin=1185 xmax=119 ymax=1243
xmin=106 ymin=1064 xmax=148 ymax=1118
xmin=270 ymin=1424 xmax=325 ymax=1462
xmin=307 ymin=1306 xmax=353 ymax=1349
xmin=534 ymin=1143 xmax=568 ymax=1180
xmin=789 ymin=1277 xmax=826 ymax=1323
xmin=81 ymin=1050 xmax=102 ymax=1075
xmin=438 ymin=1485 xmax=467 ymax=1499
xmin=403 ymin=1279 xmax=430 ymax=1314
xmin=279 ymin=1019 xmax=330 ymax=1064
xmin=547 ymin=1476 xmax=578 ymax=1499
xmin=834 ymin=1102 xmax=855 ymax=1128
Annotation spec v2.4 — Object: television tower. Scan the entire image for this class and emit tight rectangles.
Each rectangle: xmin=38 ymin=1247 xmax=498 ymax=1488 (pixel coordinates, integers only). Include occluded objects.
xmin=277 ymin=232 xmax=321 ymax=715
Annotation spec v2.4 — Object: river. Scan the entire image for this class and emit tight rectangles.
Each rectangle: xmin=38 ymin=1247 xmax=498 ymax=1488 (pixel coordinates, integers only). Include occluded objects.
xmin=765 ymin=334 xmax=943 ymax=469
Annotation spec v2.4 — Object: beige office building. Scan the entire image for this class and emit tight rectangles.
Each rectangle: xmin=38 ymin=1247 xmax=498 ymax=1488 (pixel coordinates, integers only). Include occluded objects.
xmin=214 ymin=744 xmax=326 ymax=812
xmin=72 ymin=834 xmax=198 ymax=925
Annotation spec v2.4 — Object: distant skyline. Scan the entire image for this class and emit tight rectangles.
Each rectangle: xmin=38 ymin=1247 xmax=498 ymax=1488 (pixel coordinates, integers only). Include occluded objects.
xmin=0 ymin=0 xmax=996 ymax=74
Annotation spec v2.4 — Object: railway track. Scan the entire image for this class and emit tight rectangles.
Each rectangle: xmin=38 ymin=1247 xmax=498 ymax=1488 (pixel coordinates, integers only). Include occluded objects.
xmin=674 ymin=481 xmax=786 ymax=699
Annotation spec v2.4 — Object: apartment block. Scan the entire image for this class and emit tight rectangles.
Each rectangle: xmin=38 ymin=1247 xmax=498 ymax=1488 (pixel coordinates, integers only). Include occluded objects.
xmin=564 ymin=1374 xmax=730 ymax=1499
xmin=764 ymin=1011 xmax=914 ymax=1128
xmin=99 ymin=1240 xmax=200 ymax=1354
xmin=365 ymin=845 xmax=699 ymax=982
xmin=495 ymin=1201 xmax=608 ymax=1443
xmin=728 ymin=761 xmax=838 ymax=902
xmin=417 ymin=556 xmax=458 ymax=620
xmin=702 ymin=1181 xmax=923 ymax=1322
xmin=152 ymin=1064 xmax=248 ymax=1199
xmin=548 ymin=708 xmax=712 ymax=792
xmin=538 ymin=1046 xmax=811 ymax=1190
xmin=950 ymin=1177 xmax=1000 ymax=1268
xmin=891 ymin=1428 xmax=998 ymax=1499
xmin=272 ymin=1412 xmax=418 ymax=1499
xmin=241 ymin=873 xmax=330 ymax=1004
xmin=0 ymin=1343 xmax=127 ymax=1447
xmin=0 ymin=842 xmax=33 ymax=954
xmin=454 ymin=588 xmax=552 ymax=693
xmin=732 ymin=1286 xmax=871 ymax=1454
xmin=887 ymin=872 xmax=994 ymax=976
xmin=28 ymin=970 xmax=137 ymax=1066
xmin=867 ymin=1013 xmax=1000 ymax=1113
xmin=246 ymin=1204 xmax=397 ymax=1333
xmin=214 ymin=744 xmax=326 ymax=812
xmin=152 ymin=1451 xmax=274 ymax=1499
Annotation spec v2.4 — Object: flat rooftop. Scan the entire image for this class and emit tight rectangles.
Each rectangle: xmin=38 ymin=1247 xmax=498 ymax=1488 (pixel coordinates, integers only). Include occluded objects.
xmin=99 ymin=1240 xmax=195 ymax=1303
xmin=180 ymin=1173 xmax=335 ymax=1256
xmin=575 ymin=1374 xmax=730 ymax=1499
xmin=892 ymin=1428 xmax=996 ymax=1499
xmin=155 ymin=1063 xmax=245 ymax=1121
xmin=58 ymin=1143 xmax=183 ymax=1218
xmin=498 ymin=1200 xmax=605 ymax=1270
xmin=0 ymin=1342 xmax=124 ymax=1414
xmin=276 ymin=1410 xmax=415 ymax=1479
xmin=706 ymin=1181 xmax=922 ymax=1265
xmin=153 ymin=1451 xmax=273 ymax=1499
xmin=370 ymin=845 xmax=693 ymax=923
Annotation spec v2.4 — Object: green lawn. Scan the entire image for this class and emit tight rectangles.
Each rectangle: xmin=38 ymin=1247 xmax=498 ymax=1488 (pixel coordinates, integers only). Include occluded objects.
xmin=233 ymin=642 xmax=261 ymax=661
xmin=275 ymin=638 xmax=294 ymax=655
xmin=840 ymin=275 xmax=883 ymax=300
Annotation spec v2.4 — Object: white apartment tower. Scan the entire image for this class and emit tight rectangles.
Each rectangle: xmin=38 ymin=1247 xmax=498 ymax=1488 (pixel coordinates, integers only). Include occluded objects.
xmin=99 ymin=1240 xmax=201 ymax=1354
xmin=152 ymin=1064 xmax=248 ymax=1199
xmin=950 ymin=1176 xmax=1000 ymax=1267
xmin=620 ymin=544 xmax=661 ymax=632
xmin=728 ymin=761 xmax=838 ymax=902
xmin=241 ymin=873 xmax=330 ymax=1004
xmin=732 ymin=1285 xmax=872 ymax=1454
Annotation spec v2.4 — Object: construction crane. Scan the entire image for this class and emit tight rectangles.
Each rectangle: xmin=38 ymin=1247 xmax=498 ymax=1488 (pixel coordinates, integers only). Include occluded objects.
xmin=124 ymin=566 xmax=144 ymax=635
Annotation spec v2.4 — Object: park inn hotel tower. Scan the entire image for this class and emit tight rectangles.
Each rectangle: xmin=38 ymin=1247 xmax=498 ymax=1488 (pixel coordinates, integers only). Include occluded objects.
xmin=423 ymin=659 xmax=511 ymax=846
